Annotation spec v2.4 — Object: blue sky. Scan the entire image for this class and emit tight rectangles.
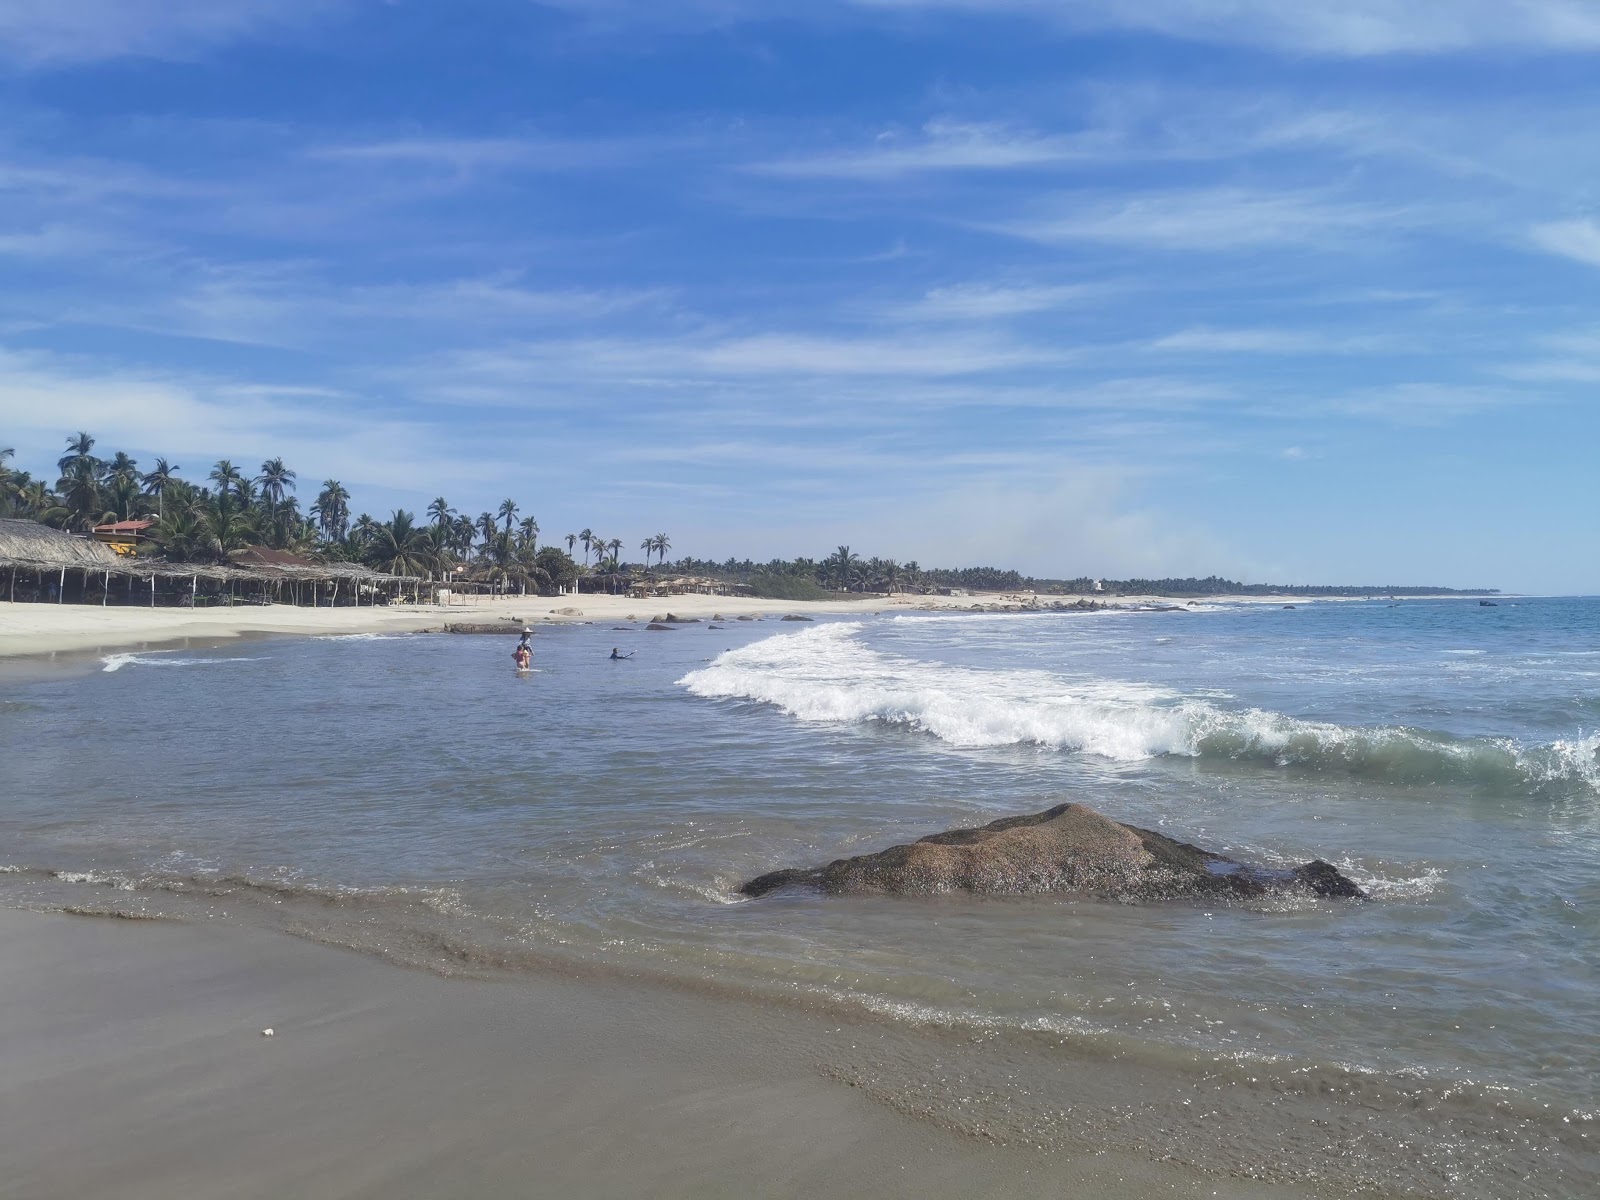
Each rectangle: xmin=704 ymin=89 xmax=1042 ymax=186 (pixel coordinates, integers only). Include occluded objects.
xmin=1 ymin=1 xmax=1597 ymax=590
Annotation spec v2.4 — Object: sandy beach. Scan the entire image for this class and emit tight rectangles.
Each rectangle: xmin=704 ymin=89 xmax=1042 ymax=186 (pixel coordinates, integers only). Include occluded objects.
xmin=0 ymin=908 xmax=1308 ymax=1200
xmin=0 ymin=590 xmax=1370 ymax=660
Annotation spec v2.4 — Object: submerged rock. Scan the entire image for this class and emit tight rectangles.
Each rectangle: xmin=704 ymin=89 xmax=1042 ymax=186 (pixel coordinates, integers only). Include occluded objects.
xmin=646 ymin=622 xmax=675 ymax=631
xmin=739 ymin=803 xmax=1364 ymax=903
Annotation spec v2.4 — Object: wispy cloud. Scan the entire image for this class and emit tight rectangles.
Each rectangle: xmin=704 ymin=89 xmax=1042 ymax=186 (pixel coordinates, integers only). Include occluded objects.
xmin=994 ymin=188 xmax=1390 ymax=250
xmin=1530 ymin=218 xmax=1600 ymax=268
xmin=752 ymin=119 xmax=1103 ymax=179
xmin=889 ymin=281 xmax=1109 ymax=321
xmin=848 ymin=0 xmax=1600 ymax=56
xmin=1151 ymin=326 xmax=1396 ymax=354
xmin=0 ymin=0 xmax=341 ymax=66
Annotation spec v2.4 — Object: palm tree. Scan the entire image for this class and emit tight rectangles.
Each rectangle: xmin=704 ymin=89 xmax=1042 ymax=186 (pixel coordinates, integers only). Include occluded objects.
xmin=828 ymin=545 xmax=860 ymax=592
xmin=312 ymin=480 xmax=351 ymax=542
xmin=107 ymin=451 xmax=140 ymax=488
xmin=257 ymin=458 xmax=296 ymax=511
xmin=351 ymin=512 xmax=381 ymax=548
xmin=579 ymin=528 xmax=595 ymax=565
xmin=565 ymin=532 xmax=577 ymax=557
xmin=366 ymin=510 xmax=437 ymax=577
xmin=517 ymin=515 xmax=539 ymax=551
xmin=52 ymin=457 xmax=105 ymax=532
xmin=209 ymin=459 xmax=243 ymax=498
xmin=152 ymin=504 xmax=210 ymax=562
xmin=607 ymin=537 xmax=623 ymax=566
xmin=18 ymin=479 xmax=51 ymax=518
xmin=142 ymin=458 xmax=180 ymax=518
xmin=639 ymin=537 xmax=654 ymax=565
xmin=653 ymin=533 xmax=671 ymax=566
xmin=427 ymin=496 xmax=454 ymax=529
xmin=58 ymin=431 xmax=97 ymax=475
xmin=476 ymin=511 xmax=497 ymax=548
xmin=452 ymin=513 xmax=476 ymax=556
xmin=498 ymin=498 xmax=519 ymax=534
xmin=202 ymin=489 xmax=257 ymax=558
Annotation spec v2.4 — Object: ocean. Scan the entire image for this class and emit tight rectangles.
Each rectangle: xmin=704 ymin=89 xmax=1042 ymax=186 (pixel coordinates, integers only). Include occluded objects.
xmin=3 ymin=597 xmax=1597 ymax=1195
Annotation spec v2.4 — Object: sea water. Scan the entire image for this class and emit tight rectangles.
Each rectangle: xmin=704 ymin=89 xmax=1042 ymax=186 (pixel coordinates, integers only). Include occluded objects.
xmin=2 ymin=597 xmax=1597 ymax=1194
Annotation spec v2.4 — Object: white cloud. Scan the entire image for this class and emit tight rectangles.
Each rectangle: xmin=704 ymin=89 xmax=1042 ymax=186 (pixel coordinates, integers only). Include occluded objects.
xmin=0 ymin=0 xmax=340 ymax=66
xmin=1151 ymin=327 xmax=1394 ymax=354
xmin=892 ymin=281 xmax=1108 ymax=321
xmin=1530 ymin=219 xmax=1600 ymax=268
xmin=994 ymin=188 xmax=1389 ymax=251
xmin=753 ymin=119 xmax=1102 ymax=178
xmin=848 ymin=0 xmax=1600 ymax=56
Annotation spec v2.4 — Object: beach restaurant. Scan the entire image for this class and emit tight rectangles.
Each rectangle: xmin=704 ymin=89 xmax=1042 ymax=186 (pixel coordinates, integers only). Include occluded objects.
xmin=0 ymin=519 xmax=421 ymax=608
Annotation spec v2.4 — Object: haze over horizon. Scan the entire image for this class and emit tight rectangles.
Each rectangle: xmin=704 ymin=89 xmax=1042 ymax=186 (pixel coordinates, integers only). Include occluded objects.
xmin=0 ymin=1 xmax=1596 ymax=592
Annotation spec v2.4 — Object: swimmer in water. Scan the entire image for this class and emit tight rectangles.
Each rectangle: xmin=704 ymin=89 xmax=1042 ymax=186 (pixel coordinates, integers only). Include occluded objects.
xmin=513 ymin=644 xmax=532 ymax=670
xmin=610 ymin=647 xmax=633 ymax=660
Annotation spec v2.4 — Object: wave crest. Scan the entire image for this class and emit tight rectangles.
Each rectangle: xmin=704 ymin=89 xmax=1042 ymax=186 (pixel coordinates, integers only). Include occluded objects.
xmin=679 ymin=625 xmax=1599 ymax=791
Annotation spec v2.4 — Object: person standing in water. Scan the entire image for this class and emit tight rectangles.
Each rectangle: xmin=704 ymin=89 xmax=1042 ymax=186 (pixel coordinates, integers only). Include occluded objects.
xmin=610 ymin=648 xmax=633 ymax=660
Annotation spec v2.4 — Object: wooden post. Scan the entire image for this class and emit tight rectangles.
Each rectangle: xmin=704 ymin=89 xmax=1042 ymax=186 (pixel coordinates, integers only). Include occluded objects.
xmin=103 ymin=570 xmax=109 ymax=606
xmin=192 ymin=575 xmax=198 ymax=605
xmin=58 ymin=567 xmax=65 ymax=602
xmin=150 ymin=574 xmax=156 ymax=607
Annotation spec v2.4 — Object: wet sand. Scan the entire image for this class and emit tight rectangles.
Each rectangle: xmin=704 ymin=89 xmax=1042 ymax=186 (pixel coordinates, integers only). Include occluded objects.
xmin=0 ymin=909 xmax=1310 ymax=1199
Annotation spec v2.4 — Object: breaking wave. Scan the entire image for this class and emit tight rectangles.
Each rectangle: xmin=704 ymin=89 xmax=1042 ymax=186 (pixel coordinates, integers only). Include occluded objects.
xmin=679 ymin=624 xmax=1600 ymax=793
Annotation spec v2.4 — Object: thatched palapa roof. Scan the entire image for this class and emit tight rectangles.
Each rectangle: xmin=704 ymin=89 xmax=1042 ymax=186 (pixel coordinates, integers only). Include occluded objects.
xmin=0 ymin=522 xmax=410 ymax=584
xmin=0 ymin=519 xmax=120 ymax=569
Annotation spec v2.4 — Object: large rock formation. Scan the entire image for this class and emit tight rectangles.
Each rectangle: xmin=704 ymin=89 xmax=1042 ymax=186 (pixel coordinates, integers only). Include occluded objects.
xmin=739 ymin=803 xmax=1363 ymax=902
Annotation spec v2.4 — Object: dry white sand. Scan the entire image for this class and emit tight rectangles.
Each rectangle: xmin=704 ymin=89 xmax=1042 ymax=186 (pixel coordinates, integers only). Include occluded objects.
xmin=0 ymin=589 xmax=1348 ymax=660
xmin=0 ymin=908 xmax=1310 ymax=1199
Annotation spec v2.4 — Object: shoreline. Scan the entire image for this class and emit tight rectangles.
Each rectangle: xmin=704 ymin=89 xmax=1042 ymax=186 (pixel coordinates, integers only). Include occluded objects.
xmin=0 ymin=907 xmax=1309 ymax=1200
xmin=0 ymin=590 xmax=1484 ymax=661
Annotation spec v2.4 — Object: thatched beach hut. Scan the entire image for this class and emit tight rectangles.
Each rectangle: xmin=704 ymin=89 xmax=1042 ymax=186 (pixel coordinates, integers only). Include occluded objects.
xmin=0 ymin=519 xmax=420 ymax=608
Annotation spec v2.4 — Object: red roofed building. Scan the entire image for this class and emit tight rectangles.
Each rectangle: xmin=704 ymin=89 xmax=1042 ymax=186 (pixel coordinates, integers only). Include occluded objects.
xmin=91 ymin=518 xmax=156 ymax=556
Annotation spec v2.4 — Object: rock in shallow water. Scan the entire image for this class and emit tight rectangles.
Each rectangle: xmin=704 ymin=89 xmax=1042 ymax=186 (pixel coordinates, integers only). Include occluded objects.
xmin=739 ymin=803 xmax=1364 ymax=902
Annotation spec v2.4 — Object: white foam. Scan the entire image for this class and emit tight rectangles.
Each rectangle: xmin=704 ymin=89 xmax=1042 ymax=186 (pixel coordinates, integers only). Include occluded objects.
xmin=681 ymin=623 xmax=1188 ymax=760
xmin=50 ymin=869 xmax=135 ymax=890
xmin=102 ymin=652 xmax=265 ymax=672
xmin=678 ymin=625 xmax=1600 ymax=790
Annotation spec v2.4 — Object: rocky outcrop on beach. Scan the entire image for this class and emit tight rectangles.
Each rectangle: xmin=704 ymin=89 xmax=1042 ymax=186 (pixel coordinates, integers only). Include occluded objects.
xmin=739 ymin=803 xmax=1364 ymax=902
xmin=445 ymin=621 xmax=529 ymax=634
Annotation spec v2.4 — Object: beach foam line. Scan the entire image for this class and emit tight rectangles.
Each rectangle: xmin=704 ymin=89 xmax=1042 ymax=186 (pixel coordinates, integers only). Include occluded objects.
xmin=678 ymin=624 xmax=1600 ymax=792
xmin=101 ymin=651 xmax=267 ymax=672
